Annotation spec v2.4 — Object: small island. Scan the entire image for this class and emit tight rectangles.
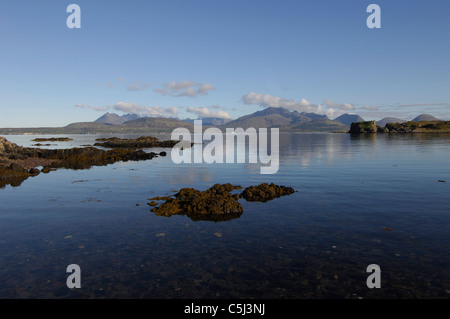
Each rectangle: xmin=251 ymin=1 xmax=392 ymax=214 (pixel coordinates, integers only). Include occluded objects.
xmin=94 ymin=136 xmax=179 ymax=149
xmin=349 ymin=120 xmax=450 ymax=134
xmin=31 ymin=137 xmax=73 ymax=142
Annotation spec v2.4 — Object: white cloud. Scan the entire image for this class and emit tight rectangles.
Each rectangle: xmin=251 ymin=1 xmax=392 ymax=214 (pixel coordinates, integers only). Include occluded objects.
xmin=186 ymin=106 xmax=232 ymax=119
xmin=323 ymin=99 xmax=354 ymax=110
xmin=393 ymin=102 xmax=450 ymax=108
xmin=113 ymin=102 xmax=178 ymax=117
xmin=75 ymin=104 xmax=110 ymax=112
xmin=75 ymin=102 xmax=178 ymax=118
xmin=242 ymin=92 xmax=322 ymax=113
xmin=126 ymin=81 xmax=150 ymax=92
xmin=197 ymin=83 xmax=215 ymax=95
xmin=324 ymin=108 xmax=349 ymax=119
xmin=155 ymin=80 xmax=215 ymax=97
xmin=362 ymin=104 xmax=378 ymax=111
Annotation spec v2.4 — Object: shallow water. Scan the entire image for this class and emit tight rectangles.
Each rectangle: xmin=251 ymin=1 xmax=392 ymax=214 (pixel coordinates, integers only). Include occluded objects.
xmin=0 ymin=133 xmax=449 ymax=298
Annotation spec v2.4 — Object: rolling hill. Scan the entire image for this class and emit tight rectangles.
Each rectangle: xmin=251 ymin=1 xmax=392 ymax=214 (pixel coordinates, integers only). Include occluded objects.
xmin=377 ymin=117 xmax=406 ymax=127
xmin=412 ymin=114 xmax=440 ymax=122
xmin=334 ymin=114 xmax=365 ymax=126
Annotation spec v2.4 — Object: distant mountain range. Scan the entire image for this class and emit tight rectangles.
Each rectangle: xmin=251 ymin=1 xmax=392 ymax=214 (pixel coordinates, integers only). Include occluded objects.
xmin=0 ymin=108 xmax=444 ymax=135
xmin=218 ymin=107 xmax=349 ymax=132
xmin=95 ymin=112 xmax=142 ymax=125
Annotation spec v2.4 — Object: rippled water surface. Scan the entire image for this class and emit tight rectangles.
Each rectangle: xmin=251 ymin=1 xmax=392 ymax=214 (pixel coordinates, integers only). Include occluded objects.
xmin=0 ymin=133 xmax=449 ymax=298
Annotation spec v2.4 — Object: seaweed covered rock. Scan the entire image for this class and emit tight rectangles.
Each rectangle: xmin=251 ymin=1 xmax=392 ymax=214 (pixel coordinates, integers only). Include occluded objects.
xmin=31 ymin=137 xmax=73 ymax=142
xmin=0 ymin=164 xmax=40 ymax=188
xmin=240 ymin=183 xmax=295 ymax=202
xmin=148 ymin=183 xmax=244 ymax=222
xmin=0 ymin=137 xmax=22 ymax=155
xmin=29 ymin=147 xmax=158 ymax=170
xmin=94 ymin=136 xmax=178 ymax=149
xmin=0 ymin=136 xmax=165 ymax=188
xmin=148 ymin=183 xmax=295 ymax=221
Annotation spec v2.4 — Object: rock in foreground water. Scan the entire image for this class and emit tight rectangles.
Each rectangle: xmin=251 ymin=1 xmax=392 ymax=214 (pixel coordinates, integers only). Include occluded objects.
xmin=148 ymin=183 xmax=295 ymax=221
xmin=149 ymin=184 xmax=244 ymax=222
xmin=240 ymin=183 xmax=295 ymax=202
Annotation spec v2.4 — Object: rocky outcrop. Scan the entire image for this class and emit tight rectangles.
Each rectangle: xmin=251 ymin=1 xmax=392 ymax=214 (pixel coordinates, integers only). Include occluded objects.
xmin=21 ymin=147 xmax=159 ymax=170
xmin=384 ymin=121 xmax=450 ymax=133
xmin=0 ymin=136 xmax=167 ymax=188
xmin=0 ymin=163 xmax=41 ymax=188
xmin=31 ymin=137 xmax=73 ymax=142
xmin=94 ymin=136 xmax=178 ymax=149
xmin=349 ymin=121 xmax=384 ymax=133
xmin=350 ymin=120 xmax=450 ymax=133
xmin=148 ymin=183 xmax=295 ymax=221
xmin=240 ymin=183 xmax=295 ymax=202
xmin=149 ymin=183 xmax=244 ymax=222
xmin=0 ymin=137 xmax=22 ymax=154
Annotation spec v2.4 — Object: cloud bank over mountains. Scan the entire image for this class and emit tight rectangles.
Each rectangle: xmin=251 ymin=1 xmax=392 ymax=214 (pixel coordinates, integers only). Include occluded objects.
xmin=76 ymin=102 xmax=179 ymax=118
xmin=241 ymin=92 xmax=357 ymax=118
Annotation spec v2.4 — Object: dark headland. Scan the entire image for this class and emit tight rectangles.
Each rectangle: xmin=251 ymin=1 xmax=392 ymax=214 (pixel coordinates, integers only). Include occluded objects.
xmin=349 ymin=120 xmax=450 ymax=133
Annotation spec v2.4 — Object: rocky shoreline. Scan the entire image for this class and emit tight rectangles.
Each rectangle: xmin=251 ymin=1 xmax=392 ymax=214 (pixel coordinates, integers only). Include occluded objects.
xmin=0 ymin=136 xmax=168 ymax=188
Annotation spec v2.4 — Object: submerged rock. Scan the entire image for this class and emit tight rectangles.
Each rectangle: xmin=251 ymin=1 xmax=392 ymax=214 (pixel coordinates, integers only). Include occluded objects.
xmin=240 ymin=183 xmax=295 ymax=202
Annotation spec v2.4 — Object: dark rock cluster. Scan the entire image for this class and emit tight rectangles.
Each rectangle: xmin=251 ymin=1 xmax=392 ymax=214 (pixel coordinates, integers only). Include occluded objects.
xmin=350 ymin=120 xmax=450 ymax=133
xmin=349 ymin=121 xmax=385 ymax=133
xmin=0 ymin=163 xmax=41 ymax=188
xmin=148 ymin=183 xmax=295 ymax=222
xmin=0 ymin=136 xmax=167 ymax=188
xmin=31 ymin=137 xmax=73 ymax=142
xmin=240 ymin=183 xmax=296 ymax=202
xmin=94 ymin=136 xmax=178 ymax=149
xmin=149 ymin=183 xmax=244 ymax=222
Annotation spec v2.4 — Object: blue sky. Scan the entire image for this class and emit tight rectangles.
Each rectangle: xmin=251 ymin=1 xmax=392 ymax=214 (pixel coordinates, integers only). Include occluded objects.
xmin=1 ymin=0 xmax=449 ymax=127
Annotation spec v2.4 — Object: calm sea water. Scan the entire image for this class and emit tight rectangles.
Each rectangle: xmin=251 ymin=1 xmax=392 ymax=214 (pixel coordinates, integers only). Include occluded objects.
xmin=0 ymin=133 xmax=449 ymax=298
